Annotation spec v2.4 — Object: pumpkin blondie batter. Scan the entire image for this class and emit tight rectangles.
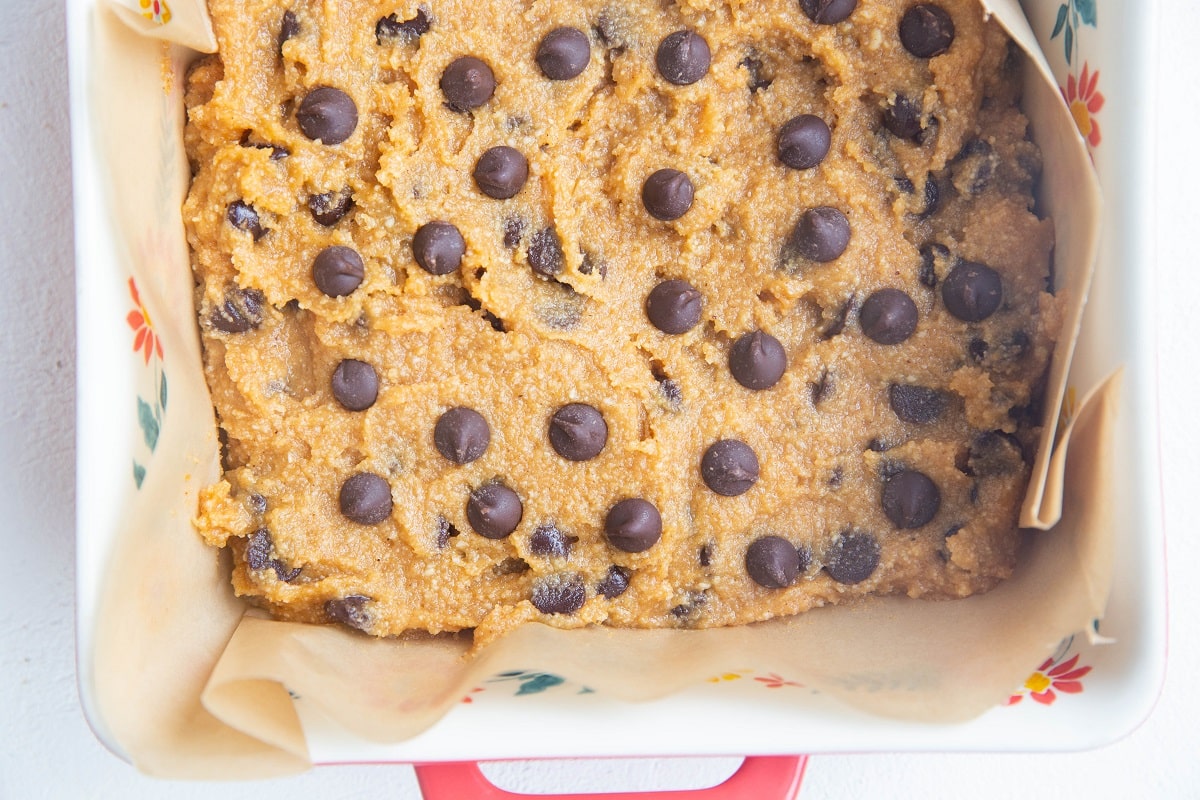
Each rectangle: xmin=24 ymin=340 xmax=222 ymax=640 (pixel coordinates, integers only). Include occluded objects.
xmin=186 ymin=0 xmax=1060 ymax=645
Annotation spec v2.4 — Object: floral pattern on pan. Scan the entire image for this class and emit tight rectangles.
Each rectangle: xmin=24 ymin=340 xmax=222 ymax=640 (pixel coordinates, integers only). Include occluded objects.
xmin=1007 ymin=636 xmax=1094 ymax=706
xmin=126 ymin=276 xmax=167 ymax=489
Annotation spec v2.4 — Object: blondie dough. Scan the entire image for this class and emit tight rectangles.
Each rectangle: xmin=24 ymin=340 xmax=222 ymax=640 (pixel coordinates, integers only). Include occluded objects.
xmin=186 ymin=0 xmax=1060 ymax=645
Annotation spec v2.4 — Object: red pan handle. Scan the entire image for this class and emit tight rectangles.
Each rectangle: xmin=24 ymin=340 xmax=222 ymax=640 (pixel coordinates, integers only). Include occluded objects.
xmin=414 ymin=755 xmax=807 ymax=799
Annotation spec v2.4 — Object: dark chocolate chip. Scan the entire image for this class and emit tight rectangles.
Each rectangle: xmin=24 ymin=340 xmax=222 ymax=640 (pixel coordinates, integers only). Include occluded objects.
xmin=247 ymin=493 xmax=268 ymax=514
xmin=889 ymin=384 xmax=947 ymax=424
xmin=896 ymin=175 xmax=915 ymax=194
xmin=919 ymin=242 xmax=950 ymax=288
xmin=701 ymin=439 xmax=760 ymax=497
xmin=799 ymin=0 xmax=858 ymax=25
xmin=642 ymin=168 xmax=695 ymax=221
xmin=227 ymin=200 xmax=265 ymax=240
xmin=918 ymin=175 xmax=940 ymax=218
xmin=942 ymin=261 xmax=1003 ymax=322
xmin=951 ymin=139 xmax=997 ymax=195
xmin=867 ymin=438 xmax=893 ymax=453
xmin=532 ymin=573 xmax=587 ymax=614
xmin=440 ymin=56 xmax=496 ymax=112
xmin=339 ymin=472 xmax=393 ymax=525
xmin=729 ymin=330 xmax=787 ymax=390
xmin=777 ymin=115 xmax=831 ymax=170
xmin=810 ymin=368 xmax=834 ymax=405
xmin=739 ymin=54 xmax=773 ymax=92
xmin=324 ymin=594 xmax=371 ymax=630
xmin=604 ymin=498 xmax=662 ymax=553
xmin=968 ymin=337 xmax=989 ymax=362
xmin=494 ymin=556 xmax=531 ymax=575
xmin=825 ymin=530 xmax=880 ymax=584
xmin=819 ymin=295 xmax=856 ymax=340
xmin=829 ymin=466 xmax=844 ymax=488
xmin=466 ymin=483 xmax=523 ymax=539
xmin=308 ymin=189 xmax=354 ymax=227
xmin=297 ymin=86 xmax=358 ymax=145
xmin=745 ymin=536 xmax=801 ymax=589
xmin=528 ymin=227 xmax=565 ymax=277
xmin=279 ymin=10 xmax=299 ymax=55
xmin=646 ymin=279 xmax=703 ymax=334
xmin=549 ymin=403 xmax=608 ymax=461
xmin=413 ymin=221 xmax=466 ymax=275
xmin=655 ymin=30 xmax=710 ymax=86
xmin=598 ymin=565 xmax=631 ymax=599
xmin=530 ymin=523 xmax=577 ymax=558
xmin=699 ymin=543 xmax=713 ymax=566
xmin=537 ymin=27 xmax=591 ymax=80
xmin=435 ymin=516 xmax=460 ymax=549
xmin=246 ymin=528 xmax=273 ymax=570
xmin=881 ymin=469 xmax=941 ymax=529
xmin=502 ymin=216 xmax=526 ymax=248
xmin=211 ymin=287 xmax=266 ymax=333
xmin=670 ymin=590 xmax=708 ymax=620
xmin=883 ymin=94 xmax=924 ymax=141
xmin=312 ymin=245 xmax=365 ymax=297
xmin=434 ymin=407 xmax=491 ymax=464
xmin=474 ymin=146 xmax=528 ymax=199
xmin=331 ymin=359 xmax=379 ymax=411
xmin=968 ymin=431 xmax=1025 ymax=476
xmin=660 ymin=378 xmax=682 ymax=406
xmin=900 ymin=4 xmax=956 ymax=59
xmin=860 ymin=289 xmax=918 ymax=344
xmin=376 ymin=9 xmax=430 ymax=44
xmin=789 ymin=207 xmax=850 ymax=262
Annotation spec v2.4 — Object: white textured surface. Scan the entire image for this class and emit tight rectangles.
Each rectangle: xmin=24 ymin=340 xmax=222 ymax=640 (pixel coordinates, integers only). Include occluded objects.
xmin=1 ymin=1 xmax=1196 ymax=797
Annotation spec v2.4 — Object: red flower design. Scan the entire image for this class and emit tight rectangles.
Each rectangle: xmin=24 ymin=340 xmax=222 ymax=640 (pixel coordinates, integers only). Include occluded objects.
xmin=460 ymin=687 xmax=484 ymax=704
xmin=1007 ymin=653 xmax=1092 ymax=706
xmin=1061 ymin=62 xmax=1104 ymax=148
xmin=126 ymin=277 xmax=163 ymax=365
xmin=753 ymin=673 xmax=804 ymax=689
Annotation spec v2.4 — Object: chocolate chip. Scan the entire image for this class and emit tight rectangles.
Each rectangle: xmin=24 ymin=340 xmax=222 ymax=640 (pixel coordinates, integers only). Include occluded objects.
xmin=549 ymin=403 xmax=608 ymax=461
xmin=860 ymin=289 xmax=918 ymax=344
xmin=604 ymin=498 xmax=662 ymax=553
xmin=642 ymin=169 xmax=694 ymax=221
xmin=297 ymin=86 xmax=358 ymax=145
xmin=247 ymin=493 xmax=268 ymax=514
xmin=441 ymin=56 xmax=495 ymax=112
xmin=530 ymin=523 xmax=577 ymax=558
xmin=413 ymin=221 xmax=466 ymax=275
xmin=660 ymin=378 xmax=682 ymax=406
xmin=655 ymin=30 xmax=710 ymax=86
xmin=900 ymin=4 xmax=956 ymax=59
xmin=699 ymin=543 xmax=713 ymax=566
xmin=473 ymin=146 xmax=528 ymax=199
xmin=434 ymin=407 xmax=491 ymax=464
xmin=532 ymin=573 xmax=587 ymax=614
xmin=745 ymin=536 xmax=801 ymax=588
xmin=494 ymin=556 xmax=530 ymax=575
xmin=883 ymin=94 xmax=924 ymax=141
xmin=918 ymin=175 xmax=940 ymax=218
xmin=889 ymin=384 xmax=947 ymax=424
xmin=825 ymin=530 xmax=880 ymax=584
xmin=246 ymin=528 xmax=273 ymax=570
xmin=227 ymin=200 xmax=265 ymax=240
xmin=670 ymin=590 xmax=708 ymax=620
xmin=942 ymin=261 xmax=1002 ymax=322
xmin=951 ymin=139 xmax=997 ymax=195
xmin=789 ymin=207 xmax=850 ymax=262
xmin=279 ymin=10 xmax=299 ymax=55
xmin=376 ymin=9 xmax=429 ymax=43
xmin=968 ymin=337 xmax=989 ymax=362
xmin=312 ymin=245 xmax=365 ymax=297
xmin=968 ymin=431 xmax=1025 ymax=476
xmin=919 ymin=242 xmax=950 ymax=288
xmin=799 ymin=0 xmax=857 ymax=24
xmin=777 ymin=115 xmax=831 ymax=170
xmin=324 ymin=595 xmax=371 ymax=630
xmin=881 ymin=469 xmax=941 ymax=529
xmin=339 ymin=472 xmax=393 ymax=525
xmin=701 ymin=439 xmax=760 ymax=497
xmin=810 ymin=368 xmax=834 ymax=405
xmin=528 ymin=227 xmax=565 ymax=277
xmin=435 ymin=516 xmax=460 ymax=549
xmin=739 ymin=54 xmax=773 ymax=92
xmin=819 ymin=295 xmax=856 ymax=339
xmin=867 ymin=438 xmax=893 ymax=453
xmin=273 ymin=562 xmax=302 ymax=582
xmin=211 ymin=287 xmax=266 ymax=333
xmin=502 ymin=216 xmax=526 ymax=248
xmin=598 ymin=565 xmax=631 ymax=599
xmin=537 ymin=27 xmax=591 ymax=80
xmin=331 ymin=359 xmax=379 ymax=411
xmin=645 ymin=279 xmax=702 ymax=334
xmin=467 ymin=483 xmax=523 ymax=539
xmin=308 ymin=189 xmax=354 ymax=227
xmin=829 ymin=466 xmax=843 ymax=487
xmin=729 ymin=330 xmax=787 ymax=390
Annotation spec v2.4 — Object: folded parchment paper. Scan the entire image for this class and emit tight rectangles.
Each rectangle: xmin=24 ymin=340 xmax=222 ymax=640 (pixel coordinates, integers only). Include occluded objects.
xmin=84 ymin=0 xmax=1106 ymax=778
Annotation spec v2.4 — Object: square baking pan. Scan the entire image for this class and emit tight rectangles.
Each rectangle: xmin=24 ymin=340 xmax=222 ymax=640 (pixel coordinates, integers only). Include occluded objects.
xmin=71 ymin=0 xmax=1164 ymax=773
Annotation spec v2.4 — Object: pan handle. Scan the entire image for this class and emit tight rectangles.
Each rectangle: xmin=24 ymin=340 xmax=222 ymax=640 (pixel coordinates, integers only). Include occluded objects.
xmin=413 ymin=755 xmax=807 ymax=799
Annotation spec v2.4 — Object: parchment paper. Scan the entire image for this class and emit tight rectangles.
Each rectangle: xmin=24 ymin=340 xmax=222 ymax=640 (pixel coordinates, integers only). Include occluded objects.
xmin=85 ymin=0 xmax=1108 ymax=778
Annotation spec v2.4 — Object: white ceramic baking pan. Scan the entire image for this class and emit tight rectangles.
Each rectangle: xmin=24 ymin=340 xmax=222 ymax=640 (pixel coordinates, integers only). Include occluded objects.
xmin=72 ymin=0 xmax=1163 ymax=791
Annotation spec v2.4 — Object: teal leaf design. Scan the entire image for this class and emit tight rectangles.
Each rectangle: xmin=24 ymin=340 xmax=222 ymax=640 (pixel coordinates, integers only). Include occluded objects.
xmin=1074 ymin=0 xmax=1096 ymax=26
xmin=133 ymin=461 xmax=146 ymax=489
xmin=1051 ymin=4 xmax=1068 ymax=38
xmin=1064 ymin=25 xmax=1074 ymax=64
xmin=515 ymin=673 xmax=565 ymax=695
xmin=160 ymin=371 xmax=168 ymax=412
xmin=577 ymin=686 xmax=595 ymax=695
xmin=494 ymin=670 xmax=527 ymax=679
xmin=138 ymin=396 xmax=160 ymax=451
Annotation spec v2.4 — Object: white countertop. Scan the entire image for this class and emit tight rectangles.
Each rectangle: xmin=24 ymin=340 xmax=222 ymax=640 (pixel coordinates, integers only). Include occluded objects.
xmin=2 ymin=1 xmax=1196 ymax=797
